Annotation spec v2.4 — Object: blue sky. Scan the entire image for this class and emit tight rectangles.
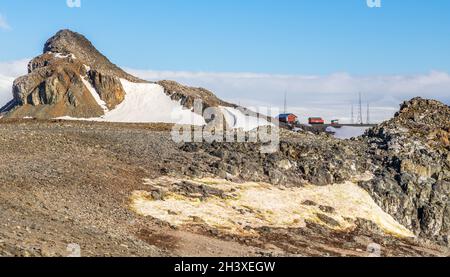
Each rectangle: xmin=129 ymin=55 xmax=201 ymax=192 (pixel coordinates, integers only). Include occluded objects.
xmin=1 ymin=0 xmax=450 ymax=75
xmin=0 ymin=0 xmax=449 ymax=123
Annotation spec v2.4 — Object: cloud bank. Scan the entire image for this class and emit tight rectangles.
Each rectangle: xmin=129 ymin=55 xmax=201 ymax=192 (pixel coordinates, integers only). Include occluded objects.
xmin=0 ymin=59 xmax=29 ymax=106
xmin=127 ymin=69 xmax=450 ymax=123
xmin=1 ymin=58 xmax=449 ymax=123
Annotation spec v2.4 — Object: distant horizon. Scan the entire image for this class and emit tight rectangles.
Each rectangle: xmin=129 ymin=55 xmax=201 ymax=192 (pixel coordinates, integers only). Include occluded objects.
xmin=0 ymin=56 xmax=448 ymax=124
xmin=1 ymin=1 xmax=450 ymax=123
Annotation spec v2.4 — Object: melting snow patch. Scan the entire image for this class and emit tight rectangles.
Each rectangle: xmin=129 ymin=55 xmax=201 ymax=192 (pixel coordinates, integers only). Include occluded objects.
xmin=53 ymin=52 xmax=76 ymax=59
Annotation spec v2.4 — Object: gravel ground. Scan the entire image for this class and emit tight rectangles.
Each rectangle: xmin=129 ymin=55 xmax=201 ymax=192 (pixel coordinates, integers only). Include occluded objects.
xmin=0 ymin=119 xmax=448 ymax=257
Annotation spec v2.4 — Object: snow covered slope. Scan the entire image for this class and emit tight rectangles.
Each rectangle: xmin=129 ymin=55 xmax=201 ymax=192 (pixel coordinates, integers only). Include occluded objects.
xmin=81 ymin=77 xmax=109 ymax=113
xmin=57 ymin=79 xmax=273 ymax=129
xmin=102 ymin=79 xmax=206 ymax=125
xmin=221 ymin=106 xmax=272 ymax=131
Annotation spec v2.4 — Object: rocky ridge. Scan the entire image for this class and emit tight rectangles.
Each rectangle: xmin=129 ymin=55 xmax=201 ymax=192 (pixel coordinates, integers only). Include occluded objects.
xmin=157 ymin=80 xmax=234 ymax=110
xmin=360 ymin=98 xmax=450 ymax=245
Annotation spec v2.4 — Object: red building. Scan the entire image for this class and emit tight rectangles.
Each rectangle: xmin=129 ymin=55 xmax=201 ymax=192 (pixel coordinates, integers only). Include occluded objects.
xmin=308 ymin=117 xmax=325 ymax=125
xmin=278 ymin=113 xmax=298 ymax=124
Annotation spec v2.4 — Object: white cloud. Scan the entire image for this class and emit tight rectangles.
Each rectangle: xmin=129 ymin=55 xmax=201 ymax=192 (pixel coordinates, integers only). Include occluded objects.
xmin=0 ymin=14 xmax=11 ymax=31
xmin=0 ymin=59 xmax=29 ymax=76
xmin=0 ymin=59 xmax=28 ymax=106
xmin=1 ymin=58 xmax=449 ymax=124
xmin=126 ymin=68 xmax=450 ymax=123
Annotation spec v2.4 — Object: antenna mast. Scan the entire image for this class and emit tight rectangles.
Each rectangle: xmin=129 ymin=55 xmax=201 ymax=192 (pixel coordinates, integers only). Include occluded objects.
xmin=283 ymin=90 xmax=287 ymax=114
xmin=351 ymin=104 xmax=354 ymax=124
xmin=367 ymin=102 xmax=370 ymax=125
xmin=358 ymin=92 xmax=363 ymax=125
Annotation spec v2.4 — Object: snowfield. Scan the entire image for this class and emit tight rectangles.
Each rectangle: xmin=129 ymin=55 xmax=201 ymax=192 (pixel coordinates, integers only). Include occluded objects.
xmin=58 ymin=79 xmax=207 ymax=125
xmin=104 ymin=79 xmax=206 ymax=125
xmin=57 ymin=78 xmax=273 ymax=129
xmin=221 ymin=106 xmax=272 ymax=131
xmin=326 ymin=126 xmax=369 ymax=139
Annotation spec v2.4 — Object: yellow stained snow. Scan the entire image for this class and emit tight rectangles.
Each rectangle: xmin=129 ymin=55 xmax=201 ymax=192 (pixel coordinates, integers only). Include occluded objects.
xmin=130 ymin=176 xmax=414 ymax=238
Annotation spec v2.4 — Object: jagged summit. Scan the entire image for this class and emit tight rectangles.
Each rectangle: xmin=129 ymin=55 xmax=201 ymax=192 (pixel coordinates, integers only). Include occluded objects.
xmin=42 ymin=29 xmax=142 ymax=83
xmin=0 ymin=29 xmax=135 ymax=118
xmin=395 ymin=97 xmax=450 ymax=129
xmin=366 ymin=97 xmax=449 ymax=150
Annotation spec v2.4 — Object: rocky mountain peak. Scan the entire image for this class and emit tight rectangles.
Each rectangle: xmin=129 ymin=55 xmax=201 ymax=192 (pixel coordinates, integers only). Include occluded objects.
xmin=0 ymin=29 xmax=146 ymax=118
xmin=42 ymin=29 xmax=142 ymax=83
xmin=0 ymin=29 xmax=237 ymax=121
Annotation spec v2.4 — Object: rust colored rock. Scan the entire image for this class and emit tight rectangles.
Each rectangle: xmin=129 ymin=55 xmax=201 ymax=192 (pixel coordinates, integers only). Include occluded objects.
xmin=1 ymin=29 xmax=144 ymax=119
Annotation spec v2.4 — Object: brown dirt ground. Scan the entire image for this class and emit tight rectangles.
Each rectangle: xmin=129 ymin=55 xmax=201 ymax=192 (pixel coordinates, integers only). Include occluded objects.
xmin=0 ymin=119 xmax=448 ymax=257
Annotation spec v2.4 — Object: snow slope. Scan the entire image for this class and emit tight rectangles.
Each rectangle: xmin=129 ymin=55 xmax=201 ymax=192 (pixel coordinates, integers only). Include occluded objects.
xmin=57 ymin=79 xmax=274 ymax=128
xmin=102 ymin=79 xmax=206 ymax=125
xmin=221 ymin=106 xmax=272 ymax=131
xmin=81 ymin=77 xmax=109 ymax=112
xmin=326 ymin=126 xmax=369 ymax=139
xmin=52 ymin=77 xmax=278 ymax=129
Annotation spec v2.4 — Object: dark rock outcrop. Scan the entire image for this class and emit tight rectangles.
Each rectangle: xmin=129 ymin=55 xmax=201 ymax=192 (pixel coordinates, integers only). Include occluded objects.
xmin=180 ymin=130 xmax=370 ymax=187
xmin=157 ymin=80 xmax=234 ymax=110
xmin=88 ymin=70 xmax=125 ymax=110
xmin=360 ymin=98 xmax=450 ymax=245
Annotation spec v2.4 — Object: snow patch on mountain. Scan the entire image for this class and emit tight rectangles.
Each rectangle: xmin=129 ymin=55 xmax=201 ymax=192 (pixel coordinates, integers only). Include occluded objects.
xmin=57 ymin=79 xmax=274 ymax=128
xmin=101 ymin=79 xmax=206 ymax=125
xmin=221 ymin=106 xmax=272 ymax=131
xmin=52 ymin=52 xmax=76 ymax=59
xmin=81 ymin=77 xmax=109 ymax=112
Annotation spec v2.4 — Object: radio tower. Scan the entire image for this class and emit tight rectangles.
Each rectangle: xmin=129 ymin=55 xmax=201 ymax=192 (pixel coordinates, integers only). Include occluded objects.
xmin=367 ymin=103 xmax=370 ymax=125
xmin=283 ymin=91 xmax=287 ymax=114
xmin=351 ymin=104 xmax=354 ymax=124
xmin=358 ymin=92 xmax=363 ymax=125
